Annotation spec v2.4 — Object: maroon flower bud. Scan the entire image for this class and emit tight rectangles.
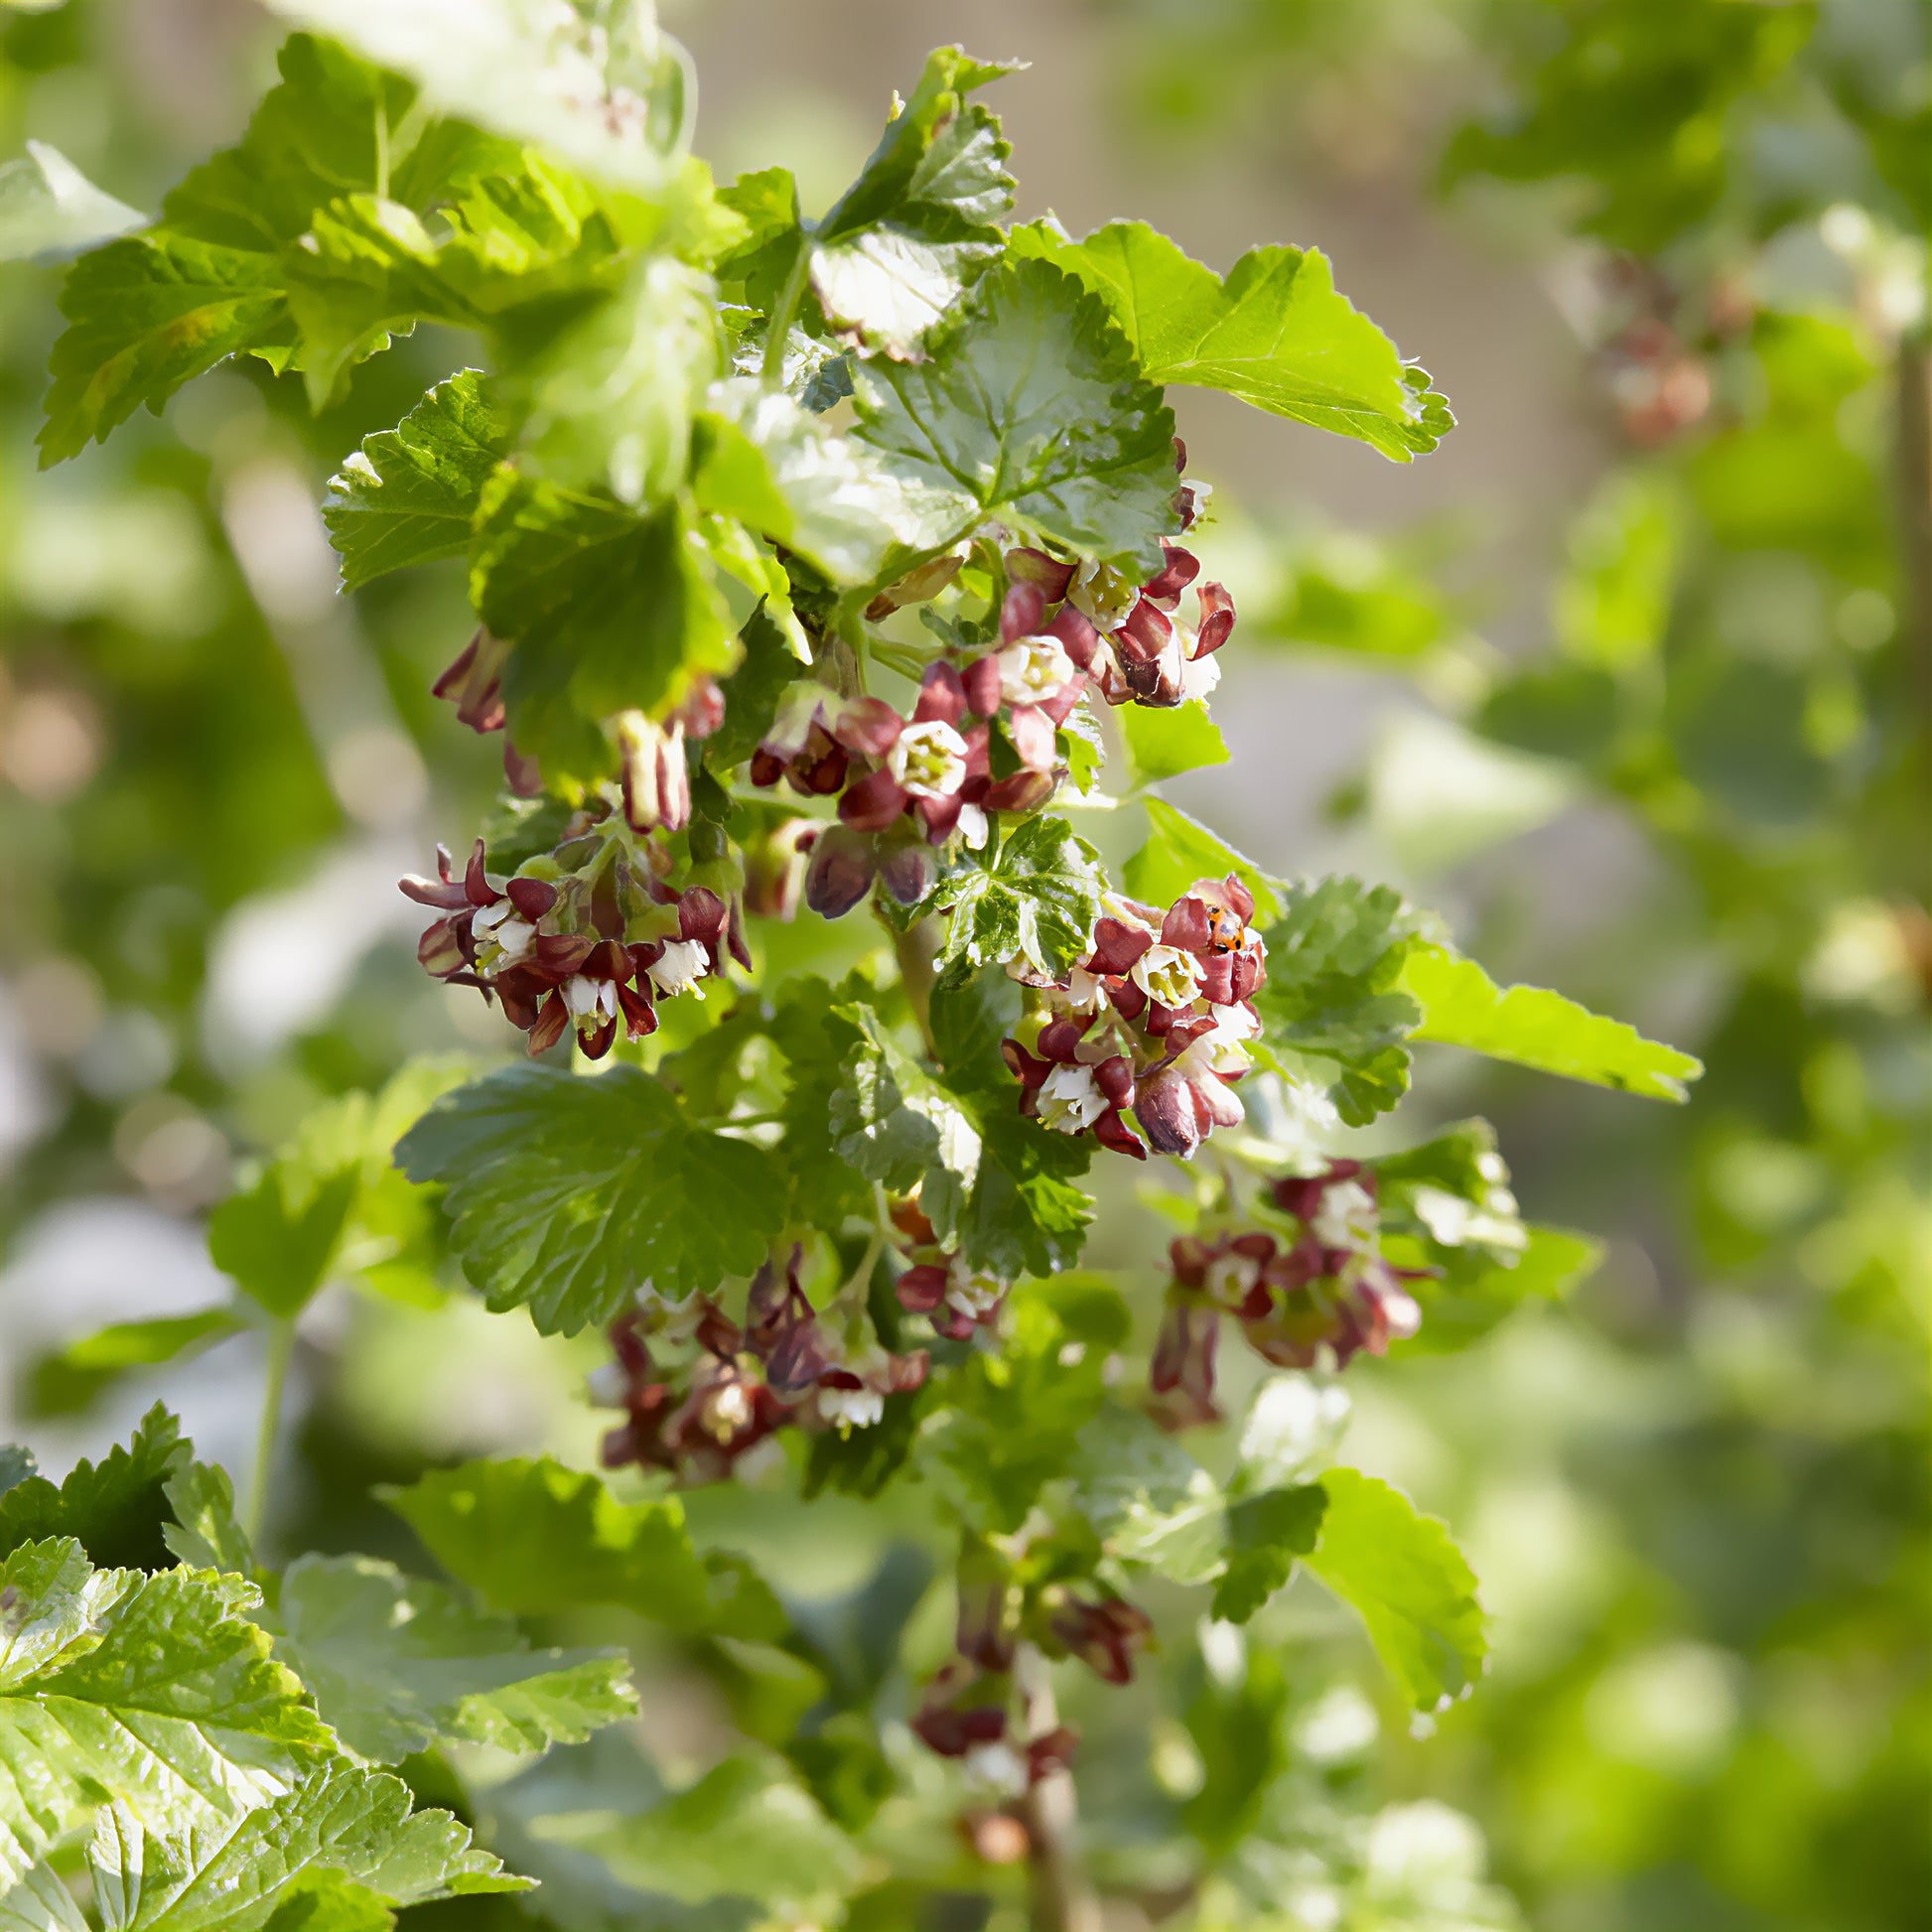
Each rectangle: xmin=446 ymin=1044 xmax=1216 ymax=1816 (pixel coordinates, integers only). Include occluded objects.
xmin=914 ymin=660 xmax=968 ymax=726
xmin=673 ymin=675 xmax=726 ymax=739
xmin=1006 ymin=547 xmax=1077 ymax=603
xmin=1027 ymin=1725 xmax=1080 ymax=1783
xmin=1087 ymin=916 xmax=1153 ymax=975
xmin=432 ymin=629 xmax=511 ymax=734
xmin=1046 ymin=1593 xmax=1155 ymax=1686
xmin=1046 ymin=604 xmax=1100 ymax=671
xmin=894 ymin=1252 xmax=946 ymax=1311
xmin=1008 ymin=704 xmax=1056 ymax=772
xmin=961 ymin=654 xmax=1003 ymax=719
xmin=617 ymin=712 xmax=691 ymax=835
xmin=805 ymin=824 xmax=878 ymax=918
xmin=878 ymin=837 xmax=936 ymax=906
xmin=503 ymin=740 xmax=543 ymax=796
xmin=1001 ymin=580 xmax=1047 ymax=644
xmin=1150 ymin=1300 xmax=1220 ymax=1428
xmin=839 ymin=764 xmax=910 ymax=832
xmin=743 ymin=818 xmax=820 ymax=921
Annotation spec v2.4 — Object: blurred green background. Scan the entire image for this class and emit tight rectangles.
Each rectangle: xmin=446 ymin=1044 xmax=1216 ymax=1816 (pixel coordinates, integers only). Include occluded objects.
xmin=1 ymin=3 xmax=1925 ymax=1929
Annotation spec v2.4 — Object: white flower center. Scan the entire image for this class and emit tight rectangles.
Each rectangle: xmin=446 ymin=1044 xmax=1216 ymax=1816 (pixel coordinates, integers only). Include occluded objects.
xmin=704 ymin=1379 xmax=756 ymax=1439
xmin=956 ymin=802 xmax=990 ymax=850
xmin=821 ymin=1385 xmax=885 ymax=1431
xmin=961 ymin=1741 xmax=1029 ymax=1799
xmin=1132 ymin=943 xmax=1204 ymax=1011
xmin=888 ymin=719 xmax=968 ymax=799
xmin=584 ymin=1362 xmax=629 ymax=1408
xmin=1068 ymin=558 xmax=1138 ymax=628
xmin=947 ymin=1265 xmax=1005 ymax=1316
xmin=648 ymin=938 xmax=709 ymax=998
xmin=994 ymin=635 xmax=1075 ymax=705
xmin=564 ymin=975 xmax=616 ymax=1021
xmin=1037 ymin=1060 xmax=1107 ymax=1133
xmin=1180 ymin=645 xmax=1222 ymax=703
xmin=1060 ymin=967 xmax=1108 ymax=1015
xmin=1312 ymin=1179 xmax=1378 ymax=1251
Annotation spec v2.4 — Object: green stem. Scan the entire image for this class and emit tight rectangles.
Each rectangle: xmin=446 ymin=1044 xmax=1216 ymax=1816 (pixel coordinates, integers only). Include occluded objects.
xmin=245 ymin=1321 xmax=296 ymax=1550
xmin=759 ymin=234 xmax=814 ymax=387
xmin=882 ymin=909 xmax=941 ymax=1060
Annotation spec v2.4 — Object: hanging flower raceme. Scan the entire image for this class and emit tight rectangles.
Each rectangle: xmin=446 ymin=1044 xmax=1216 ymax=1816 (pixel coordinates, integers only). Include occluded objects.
xmin=1149 ymin=1162 xmax=1432 ymax=1429
xmin=400 ymin=805 xmax=746 ymax=1060
xmin=1002 ymin=875 xmax=1267 ymax=1162
xmin=910 ymin=1661 xmax=1079 ymax=1798
xmin=994 ymin=444 xmax=1235 ymax=713
xmin=590 ymin=1255 xmax=929 ymax=1482
xmin=887 ymin=1195 xmax=1010 ymax=1340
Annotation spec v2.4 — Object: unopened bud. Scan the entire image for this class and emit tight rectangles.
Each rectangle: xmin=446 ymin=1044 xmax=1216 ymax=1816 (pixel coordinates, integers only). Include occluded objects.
xmin=617 ymin=712 xmax=691 ymax=834
xmin=743 ymin=818 xmax=820 ymax=921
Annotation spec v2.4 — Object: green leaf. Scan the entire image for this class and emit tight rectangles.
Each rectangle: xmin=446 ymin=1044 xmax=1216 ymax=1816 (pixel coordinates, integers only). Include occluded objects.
xmin=855 ymin=259 xmax=1180 ymax=576
xmin=1211 ymin=1486 xmax=1327 ymax=1625
xmin=1011 ymin=218 xmax=1452 ymax=461
xmin=323 ymin=370 xmax=510 ymax=590
xmin=0 ymin=1406 xmax=184 ymax=1572
xmin=533 ymin=1752 xmax=859 ymax=1911
xmin=272 ymin=1555 xmax=635 ymax=1764
xmin=947 ymin=1103 xmax=1093 ymax=1281
xmin=1182 ymin=1642 xmax=1290 ymax=1858
xmin=37 ymin=36 xmax=415 ymax=463
xmin=23 ymin=1311 xmax=243 ymax=1420
xmin=262 ymin=0 xmax=693 ymax=198
xmin=695 ymin=379 xmax=963 ymax=588
xmin=1305 ymin=1467 xmax=1486 ymax=1712
xmin=1124 ymin=797 xmax=1285 ymax=925
xmin=39 ymin=236 xmax=289 ymax=466
xmin=160 ymin=1459 xmax=258 ymax=1581
xmin=829 ymin=1006 xmax=982 ymax=1200
xmin=1253 ymin=876 xmax=1425 ymax=1127
xmin=0 ymin=142 xmax=142 ymax=263
xmin=70 ymin=1764 xmax=524 ymax=1929
xmin=926 ymin=1294 xmax=1108 ymax=1533
xmin=517 ymin=254 xmax=719 ymax=506
xmin=807 ymin=49 xmax=1017 ymax=356
xmin=1397 ymin=942 xmax=1703 ymax=1101
xmin=1117 ymin=699 xmax=1229 ymax=783
xmin=0 ymin=1539 xmax=337 ymax=1890
xmin=929 ymin=812 xmax=1105 ymax=984
xmin=207 ymin=1130 xmax=364 ymax=1323
xmin=381 ymin=1455 xmax=784 ymax=1641
xmin=0 ymin=1449 xmax=34 ymax=1501
xmin=473 ymin=481 xmax=738 ymax=780
xmin=1068 ymin=1406 xmax=1227 ymax=1586
xmin=394 ymin=1064 xmax=786 ymax=1333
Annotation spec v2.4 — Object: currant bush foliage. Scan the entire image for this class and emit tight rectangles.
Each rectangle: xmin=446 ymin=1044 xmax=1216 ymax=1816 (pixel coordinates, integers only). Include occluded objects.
xmin=4 ymin=2 xmax=1705 ymax=1923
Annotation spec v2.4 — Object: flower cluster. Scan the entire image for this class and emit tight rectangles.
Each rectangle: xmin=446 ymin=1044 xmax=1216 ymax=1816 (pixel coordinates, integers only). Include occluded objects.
xmin=748 ymin=588 xmax=1092 ymax=919
xmin=911 ymin=1559 xmax=1153 ymax=1794
xmin=1003 ymin=876 xmax=1267 ymax=1162
xmin=887 ymin=1195 xmax=1010 ymax=1340
xmin=1013 ymin=441 xmax=1233 ymax=711
xmin=401 ymin=807 xmax=746 ymax=1059
xmin=1150 ymin=1161 xmax=1429 ymax=1428
xmin=590 ymin=1250 xmax=928 ymax=1484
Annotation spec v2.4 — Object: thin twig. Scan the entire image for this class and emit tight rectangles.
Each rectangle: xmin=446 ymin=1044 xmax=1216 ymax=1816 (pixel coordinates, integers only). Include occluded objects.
xmin=244 ymin=1320 xmax=296 ymax=1550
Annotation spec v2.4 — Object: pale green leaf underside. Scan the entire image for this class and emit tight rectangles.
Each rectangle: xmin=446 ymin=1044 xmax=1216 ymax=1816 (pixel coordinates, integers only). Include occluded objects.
xmin=0 ymin=142 xmax=143 ymax=264
xmin=1398 ymin=942 xmax=1702 ymax=1101
xmin=1011 ymin=218 xmax=1452 ymax=462
xmin=855 ymin=259 xmax=1180 ymax=576
xmin=273 ymin=1554 xmax=636 ymax=1764
xmin=534 ymin=1752 xmax=859 ymax=1908
xmin=324 ymin=369 xmax=509 ymax=589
